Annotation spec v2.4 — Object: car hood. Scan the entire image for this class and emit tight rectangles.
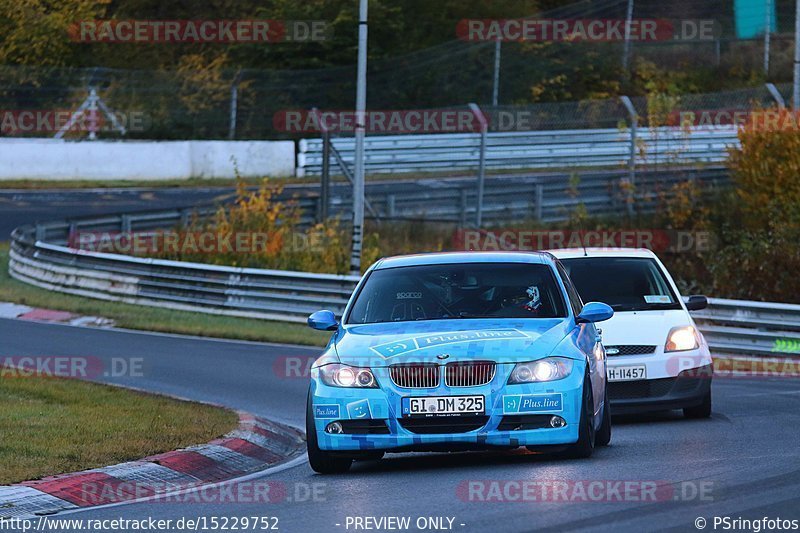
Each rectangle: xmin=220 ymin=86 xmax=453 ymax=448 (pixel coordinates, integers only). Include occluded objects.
xmin=333 ymin=318 xmax=573 ymax=367
xmin=600 ymin=309 xmax=694 ymax=346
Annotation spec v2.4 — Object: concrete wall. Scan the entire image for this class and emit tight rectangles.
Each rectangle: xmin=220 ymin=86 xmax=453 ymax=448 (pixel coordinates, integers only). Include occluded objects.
xmin=0 ymin=138 xmax=295 ymax=180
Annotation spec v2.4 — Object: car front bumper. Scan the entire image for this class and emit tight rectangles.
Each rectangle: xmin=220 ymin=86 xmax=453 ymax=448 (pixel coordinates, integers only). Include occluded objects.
xmin=310 ymin=361 xmax=587 ymax=452
xmin=608 ymin=364 xmax=712 ymax=415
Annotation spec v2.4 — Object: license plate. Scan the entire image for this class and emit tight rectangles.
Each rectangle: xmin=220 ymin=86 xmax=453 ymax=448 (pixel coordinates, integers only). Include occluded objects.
xmin=401 ymin=395 xmax=484 ymax=417
xmin=607 ymin=365 xmax=647 ymax=382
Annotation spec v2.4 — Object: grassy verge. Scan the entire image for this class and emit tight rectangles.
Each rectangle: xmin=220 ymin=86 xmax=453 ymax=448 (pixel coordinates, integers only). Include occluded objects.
xmin=0 ymin=243 xmax=329 ymax=346
xmin=0 ymin=375 xmax=238 ymax=484
xmin=0 ymin=164 xmax=713 ymax=190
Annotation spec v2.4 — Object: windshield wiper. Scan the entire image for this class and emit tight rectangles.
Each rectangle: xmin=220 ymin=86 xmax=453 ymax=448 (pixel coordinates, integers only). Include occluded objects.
xmin=413 ymin=312 xmax=492 ymax=321
xmin=612 ymin=302 xmax=681 ymax=311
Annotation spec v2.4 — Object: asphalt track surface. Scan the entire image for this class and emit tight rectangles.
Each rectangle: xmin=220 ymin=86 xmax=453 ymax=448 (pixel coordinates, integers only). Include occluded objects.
xmin=0 ymin=170 xmax=687 ymax=239
xmin=0 ymin=188 xmax=238 ymax=239
xmin=2 ymin=318 xmax=799 ymax=533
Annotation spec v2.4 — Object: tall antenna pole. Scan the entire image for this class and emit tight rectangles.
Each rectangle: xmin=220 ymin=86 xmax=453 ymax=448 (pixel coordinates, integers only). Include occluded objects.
xmin=351 ymin=0 xmax=368 ymax=274
xmin=794 ymin=0 xmax=800 ymax=108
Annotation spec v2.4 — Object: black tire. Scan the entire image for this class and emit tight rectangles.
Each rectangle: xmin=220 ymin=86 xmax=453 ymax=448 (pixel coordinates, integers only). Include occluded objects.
xmin=596 ymin=387 xmax=612 ymax=447
xmin=306 ymin=389 xmax=353 ymax=474
xmin=683 ymin=391 xmax=712 ymax=419
xmin=561 ymin=374 xmax=595 ymax=459
xmin=354 ymin=451 xmax=385 ymax=462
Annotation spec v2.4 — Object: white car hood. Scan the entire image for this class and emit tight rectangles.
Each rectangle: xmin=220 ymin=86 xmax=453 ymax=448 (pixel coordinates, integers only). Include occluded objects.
xmin=599 ymin=309 xmax=695 ymax=346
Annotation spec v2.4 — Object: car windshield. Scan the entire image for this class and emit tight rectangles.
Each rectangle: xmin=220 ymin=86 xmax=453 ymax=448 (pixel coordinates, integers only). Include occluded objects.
xmin=346 ymin=262 xmax=567 ymax=324
xmin=560 ymin=257 xmax=681 ymax=312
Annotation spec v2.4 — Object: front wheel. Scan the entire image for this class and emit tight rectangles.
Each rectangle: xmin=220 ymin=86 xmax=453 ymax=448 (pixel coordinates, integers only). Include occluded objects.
xmin=596 ymin=387 xmax=612 ymax=447
xmin=306 ymin=389 xmax=352 ymax=474
xmin=561 ymin=374 xmax=595 ymax=459
xmin=683 ymin=391 xmax=712 ymax=419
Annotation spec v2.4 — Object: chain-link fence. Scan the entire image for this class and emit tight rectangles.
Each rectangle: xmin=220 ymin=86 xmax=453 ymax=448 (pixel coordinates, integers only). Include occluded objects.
xmin=0 ymin=0 xmax=796 ymax=140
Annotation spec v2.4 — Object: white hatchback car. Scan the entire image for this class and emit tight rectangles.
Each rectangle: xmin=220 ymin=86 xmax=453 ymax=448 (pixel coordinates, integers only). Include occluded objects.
xmin=550 ymin=248 xmax=713 ymax=418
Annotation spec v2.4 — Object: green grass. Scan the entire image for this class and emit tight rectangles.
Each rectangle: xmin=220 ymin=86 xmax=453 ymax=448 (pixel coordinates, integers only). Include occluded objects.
xmin=0 ymin=243 xmax=329 ymax=346
xmin=0 ymin=163 xmax=713 ymax=190
xmin=0 ymin=375 xmax=238 ymax=484
xmin=0 ymin=177 xmax=268 ymax=189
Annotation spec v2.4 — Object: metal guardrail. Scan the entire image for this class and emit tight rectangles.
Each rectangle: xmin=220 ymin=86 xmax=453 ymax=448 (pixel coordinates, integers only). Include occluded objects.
xmin=691 ymin=298 xmax=800 ymax=358
xmin=8 ymin=212 xmax=800 ymax=356
xmin=10 ymin=224 xmax=360 ymax=324
xmin=298 ymin=126 xmax=740 ymax=176
xmin=318 ymin=167 xmax=730 ymax=225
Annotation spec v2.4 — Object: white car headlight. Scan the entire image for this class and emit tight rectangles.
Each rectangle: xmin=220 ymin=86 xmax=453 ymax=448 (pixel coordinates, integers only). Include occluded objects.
xmin=508 ymin=357 xmax=574 ymax=384
xmin=665 ymin=326 xmax=700 ymax=352
xmin=319 ymin=364 xmax=377 ymax=388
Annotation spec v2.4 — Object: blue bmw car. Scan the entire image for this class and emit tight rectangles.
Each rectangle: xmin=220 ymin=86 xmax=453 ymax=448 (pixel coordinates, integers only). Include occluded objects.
xmin=305 ymin=252 xmax=614 ymax=473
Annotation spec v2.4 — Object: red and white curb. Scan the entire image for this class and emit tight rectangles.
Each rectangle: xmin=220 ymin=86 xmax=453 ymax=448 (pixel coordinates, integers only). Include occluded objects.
xmin=0 ymin=412 xmax=304 ymax=520
xmin=0 ymin=301 xmax=114 ymax=328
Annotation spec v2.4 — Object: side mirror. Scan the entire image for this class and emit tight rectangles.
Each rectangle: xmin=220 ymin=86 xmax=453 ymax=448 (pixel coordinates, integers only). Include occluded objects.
xmin=308 ymin=310 xmax=338 ymax=331
xmin=577 ymin=302 xmax=614 ymax=324
xmin=685 ymin=295 xmax=708 ymax=311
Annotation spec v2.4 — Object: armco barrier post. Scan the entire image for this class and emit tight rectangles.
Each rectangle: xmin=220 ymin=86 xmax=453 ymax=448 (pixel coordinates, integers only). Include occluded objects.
xmin=312 ymin=108 xmax=331 ymax=222
xmin=320 ymin=132 xmax=331 ymax=222
xmin=535 ymin=183 xmax=544 ymax=222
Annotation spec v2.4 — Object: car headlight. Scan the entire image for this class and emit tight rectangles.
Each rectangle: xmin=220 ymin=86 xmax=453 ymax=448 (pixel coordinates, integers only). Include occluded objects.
xmin=665 ymin=326 xmax=700 ymax=352
xmin=508 ymin=357 xmax=574 ymax=384
xmin=319 ymin=364 xmax=378 ymax=388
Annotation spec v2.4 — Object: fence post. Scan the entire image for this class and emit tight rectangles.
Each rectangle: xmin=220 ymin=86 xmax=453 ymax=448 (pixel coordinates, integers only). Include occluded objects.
xmin=468 ymin=103 xmax=488 ymax=227
xmin=492 ymin=40 xmax=502 ymax=106
xmin=765 ymin=83 xmax=786 ymax=108
xmin=622 ymin=0 xmax=635 ymax=72
xmin=386 ymin=194 xmax=396 ymax=219
xmin=764 ymin=0 xmax=772 ymax=76
xmin=229 ymin=71 xmax=242 ymax=140
xmin=619 ymin=95 xmax=638 ymax=216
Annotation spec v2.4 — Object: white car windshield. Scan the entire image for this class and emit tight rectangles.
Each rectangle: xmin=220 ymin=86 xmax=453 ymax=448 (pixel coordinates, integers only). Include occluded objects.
xmin=347 ymin=263 xmax=567 ymax=324
xmin=561 ymin=257 xmax=681 ymax=312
